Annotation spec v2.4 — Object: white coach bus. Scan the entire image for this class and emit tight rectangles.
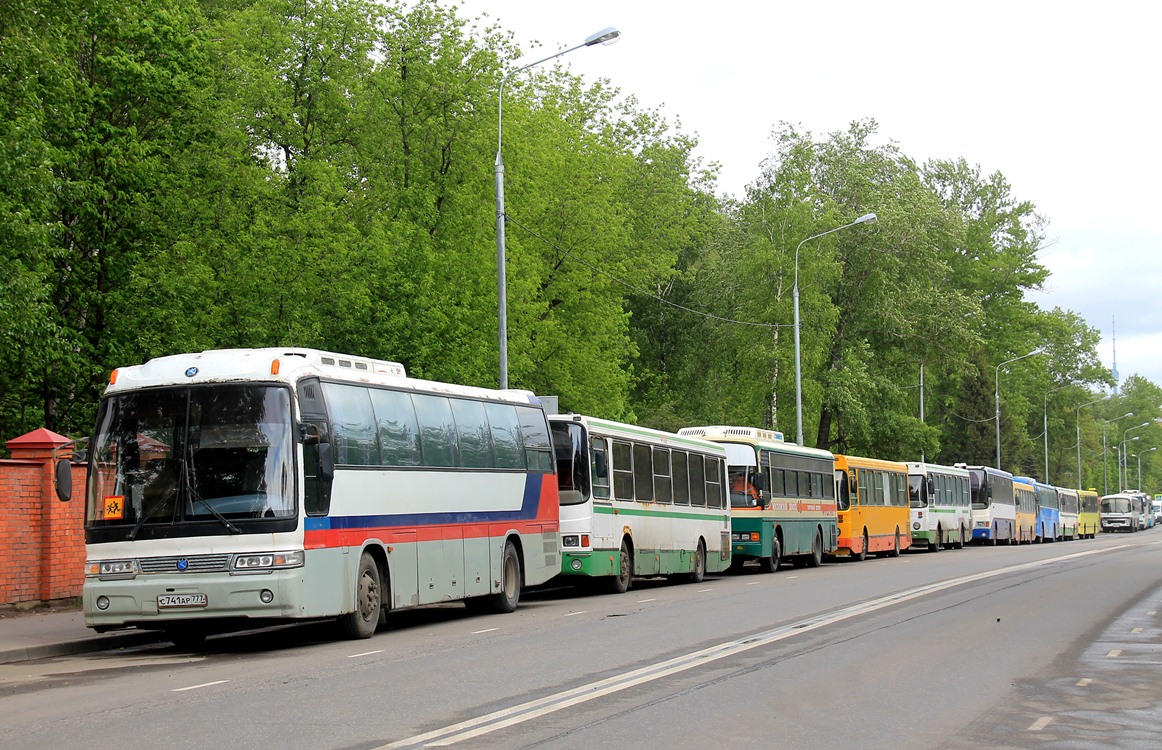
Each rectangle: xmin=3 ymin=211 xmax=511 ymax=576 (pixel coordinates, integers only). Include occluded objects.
xmin=56 ymin=348 xmax=561 ymax=646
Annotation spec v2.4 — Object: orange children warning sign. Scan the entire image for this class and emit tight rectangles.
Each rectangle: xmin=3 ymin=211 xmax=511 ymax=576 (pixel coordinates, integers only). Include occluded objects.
xmin=103 ymin=496 xmax=125 ymax=520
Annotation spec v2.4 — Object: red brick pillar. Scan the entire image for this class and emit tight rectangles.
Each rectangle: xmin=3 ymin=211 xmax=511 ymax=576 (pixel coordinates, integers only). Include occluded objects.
xmin=4 ymin=428 xmax=86 ymax=604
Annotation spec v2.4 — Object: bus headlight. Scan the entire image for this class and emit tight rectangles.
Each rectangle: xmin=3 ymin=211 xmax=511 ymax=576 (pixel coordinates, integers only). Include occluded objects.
xmin=562 ymin=535 xmax=580 ymax=548
xmin=231 ymin=550 xmax=305 ymax=572
xmin=86 ymin=559 xmax=139 ymax=578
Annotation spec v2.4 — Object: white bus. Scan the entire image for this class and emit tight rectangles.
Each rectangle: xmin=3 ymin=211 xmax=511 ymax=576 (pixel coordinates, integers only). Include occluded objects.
xmin=906 ymin=462 xmax=971 ymax=550
xmin=1055 ymin=487 xmax=1080 ymax=540
xmin=57 ymin=348 xmax=561 ymax=646
xmin=549 ymin=414 xmax=730 ymax=592
xmin=1099 ymin=492 xmax=1139 ymax=533
xmin=964 ymin=465 xmax=1016 ymax=544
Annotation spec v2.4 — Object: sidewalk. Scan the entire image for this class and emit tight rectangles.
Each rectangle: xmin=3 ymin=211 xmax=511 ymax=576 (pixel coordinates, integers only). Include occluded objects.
xmin=0 ymin=607 xmax=164 ymax=664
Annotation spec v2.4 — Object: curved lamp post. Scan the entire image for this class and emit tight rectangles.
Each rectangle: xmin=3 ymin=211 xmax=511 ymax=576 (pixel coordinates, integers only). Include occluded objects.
xmin=1075 ymin=394 xmax=1108 ymax=488
xmin=1138 ymin=446 xmax=1158 ymax=489
xmin=793 ymin=212 xmax=877 ymax=446
xmin=1042 ymin=381 xmax=1078 ymax=483
xmin=1104 ymin=412 xmax=1135 ymax=494
xmin=495 ymin=27 xmax=621 ymax=389
xmin=994 ymin=348 xmax=1043 ymax=470
xmin=1121 ymin=421 xmax=1150 ymax=490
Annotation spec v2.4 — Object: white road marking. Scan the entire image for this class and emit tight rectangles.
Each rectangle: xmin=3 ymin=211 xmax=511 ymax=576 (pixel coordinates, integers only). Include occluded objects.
xmin=637 ymin=598 xmax=656 ymax=603
xmin=1107 ymin=649 xmax=1123 ymax=657
xmin=376 ymin=545 xmax=1124 ymax=749
xmin=697 ymin=589 xmax=713 ymax=593
xmin=563 ymin=611 xmax=586 ymax=617
xmin=348 ymin=650 xmax=384 ymax=658
xmin=471 ymin=628 xmax=498 ymax=635
xmin=1076 ymin=678 xmax=1092 ymax=687
xmin=1131 ymin=627 xmax=1142 ymax=634
xmin=172 ymin=680 xmax=229 ymax=692
xmin=1028 ymin=716 xmax=1053 ymax=731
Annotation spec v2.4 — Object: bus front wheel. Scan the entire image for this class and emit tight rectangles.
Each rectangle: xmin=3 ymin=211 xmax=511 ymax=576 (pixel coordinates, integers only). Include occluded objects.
xmin=339 ymin=552 xmax=382 ymax=639
xmin=805 ymin=530 xmax=823 ymax=568
xmin=759 ymin=536 xmax=781 ymax=573
xmin=608 ymin=539 xmax=633 ymax=594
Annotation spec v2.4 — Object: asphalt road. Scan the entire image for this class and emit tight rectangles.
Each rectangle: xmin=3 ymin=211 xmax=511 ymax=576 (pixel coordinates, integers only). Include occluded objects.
xmin=3 ymin=532 xmax=1160 ymax=750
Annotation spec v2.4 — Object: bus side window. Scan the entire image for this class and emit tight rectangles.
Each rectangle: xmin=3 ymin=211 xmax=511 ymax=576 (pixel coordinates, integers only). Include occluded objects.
xmin=590 ymin=438 xmax=610 ymax=500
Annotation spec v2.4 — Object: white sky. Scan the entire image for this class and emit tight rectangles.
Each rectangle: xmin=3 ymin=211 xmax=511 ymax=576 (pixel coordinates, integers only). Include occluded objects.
xmin=453 ymin=0 xmax=1162 ymax=388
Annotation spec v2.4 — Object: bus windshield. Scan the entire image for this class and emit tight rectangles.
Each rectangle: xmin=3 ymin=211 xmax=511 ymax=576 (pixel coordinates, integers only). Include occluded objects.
xmin=908 ymin=475 xmax=925 ymax=508
xmin=87 ymin=385 xmax=295 ymax=537
xmin=968 ymin=469 xmax=988 ymax=509
xmin=1101 ymin=497 xmax=1132 ymax=514
xmin=550 ymin=421 xmax=589 ymax=506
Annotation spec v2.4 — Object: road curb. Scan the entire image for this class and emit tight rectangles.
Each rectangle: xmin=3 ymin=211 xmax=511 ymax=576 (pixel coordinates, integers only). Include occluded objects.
xmin=0 ymin=631 xmax=166 ymax=665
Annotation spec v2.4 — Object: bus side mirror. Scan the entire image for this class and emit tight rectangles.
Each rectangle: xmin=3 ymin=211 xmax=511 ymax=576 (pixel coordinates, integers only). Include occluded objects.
xmin=927 ymin=480 xmax=935 ymax=496
xmin=299 ymin=423 xmax=321 ymax=444
xmin=752 ymin=472 xmax=768 ymax=492
xmin=54 ymin=458 xmax=73 ymax=502
xmin=317 ymin=443 xmax=335 ymax=481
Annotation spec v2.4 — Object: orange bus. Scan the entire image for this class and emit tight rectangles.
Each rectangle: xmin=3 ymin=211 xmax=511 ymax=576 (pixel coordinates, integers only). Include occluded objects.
xmin=833 ymin=454 xmax=912 ymax=559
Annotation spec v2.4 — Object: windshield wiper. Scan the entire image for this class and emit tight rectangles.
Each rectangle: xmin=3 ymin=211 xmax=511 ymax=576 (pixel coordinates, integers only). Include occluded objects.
xmin=127 ymin=485 xmax=178 ymax=541
xmin=184 ymin=457 xmax=241 ymax=535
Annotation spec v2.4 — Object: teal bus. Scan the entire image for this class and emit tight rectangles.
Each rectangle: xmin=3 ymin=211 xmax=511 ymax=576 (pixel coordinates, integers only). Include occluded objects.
xmin=676 ymin=426 xmax=838 ymax=571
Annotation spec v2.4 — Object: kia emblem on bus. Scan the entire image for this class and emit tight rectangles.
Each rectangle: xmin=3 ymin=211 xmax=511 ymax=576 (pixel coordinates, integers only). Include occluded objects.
xmin=177 ymin=558 xmax=189 ymax=571
xmin=185 ymin=367 xmax=198 ymax=377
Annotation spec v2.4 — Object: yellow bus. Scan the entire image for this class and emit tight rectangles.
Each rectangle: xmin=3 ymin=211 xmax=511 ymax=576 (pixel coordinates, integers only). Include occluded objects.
xmin=1077 ymin=489 xmax=1101 ymax=539
xmin=833 ymin=454 xmax=911 ymax=559
xmin=1014 ymin=479 xmax=1037 ymax=543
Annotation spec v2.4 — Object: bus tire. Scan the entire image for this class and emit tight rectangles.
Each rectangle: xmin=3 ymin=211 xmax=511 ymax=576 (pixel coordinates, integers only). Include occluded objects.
xmin=759 ymin=537 xmax=781 ymax=573
xmin=890 ymin=528 xmax=901 ymax=557
xmin=954 ymin=525 xmax=965 ymax=549
xmin=608 ymin=539 xmax=633 ymax=594
xmin=929 ymin=527 xmax=941 ymax=552
xmin=485 ymin=540 xmax=522 ymax=613
xmin=689 ymin=541 xmax=707 ymax=583
xmin=806 ymin=529 xmax=823 ymax=568
xmin=854 ymin=530 xmax=868 ymax=562
xmin=339 ymin=551 xmax=382 ymax=640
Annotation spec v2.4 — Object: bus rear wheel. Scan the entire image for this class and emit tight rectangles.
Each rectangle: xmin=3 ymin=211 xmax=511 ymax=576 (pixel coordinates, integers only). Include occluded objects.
xmin=890 ymin=529 xmax=901 ymax=557
xmin=485 ymin=541 xmax=522 ymax=613
xmin=854 ymin=530 xmax=868 ymax=562
xmin=805 ymin=530 xmax=823 ymax=568
xmin=339 ymin=552 xmax=382 ymax=640
xmin=689 ymin=541 xmax=707 ymax=583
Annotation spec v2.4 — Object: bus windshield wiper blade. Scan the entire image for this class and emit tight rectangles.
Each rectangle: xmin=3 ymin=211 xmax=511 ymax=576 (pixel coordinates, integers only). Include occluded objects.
xmin=192 ymin=494 xmax=241 ymax=535
xmin=127 ymin=487 xmax=177 ymax=541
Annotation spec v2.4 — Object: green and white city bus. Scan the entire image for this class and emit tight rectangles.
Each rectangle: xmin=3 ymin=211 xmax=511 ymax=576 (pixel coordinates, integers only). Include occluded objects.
xmin=676 ymin=426 xmax=838 ymax=572
xmin=549 ymin=414 xmax=730 ymax=593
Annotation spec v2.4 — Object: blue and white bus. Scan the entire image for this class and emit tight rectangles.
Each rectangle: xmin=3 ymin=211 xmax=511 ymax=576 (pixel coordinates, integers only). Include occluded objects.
xmin=1015 ymin=476 xmax=1060 ymax=542
xmin=964 ymin=465 xmax=1015 ymax=544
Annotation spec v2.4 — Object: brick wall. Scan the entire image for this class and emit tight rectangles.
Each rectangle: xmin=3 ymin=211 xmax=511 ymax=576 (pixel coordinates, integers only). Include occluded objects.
xmin=0 ymin=429 xmax=86 ymax=607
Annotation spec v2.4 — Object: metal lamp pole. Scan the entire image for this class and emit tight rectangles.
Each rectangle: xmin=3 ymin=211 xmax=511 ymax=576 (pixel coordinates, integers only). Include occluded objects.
xmin=1104 ymin=412 xmax=1135 ymax=494
xmin=994 ymin=348 xmax=1043 ymax=470
xmin=1042 ymin=381 xmax=1077 ymax=483
xmin=495 ymin=27 xmax=621 ymax=389
xmin=793 ymin=212 xmax=877 ymax=446
xmin=1121 ymin=421 xmax=1150 ymax=490
xmin=1139 ymin=446 xmax=1158 ymax=489
xmin=1075 ymin=395 xmax=1108 ymax=489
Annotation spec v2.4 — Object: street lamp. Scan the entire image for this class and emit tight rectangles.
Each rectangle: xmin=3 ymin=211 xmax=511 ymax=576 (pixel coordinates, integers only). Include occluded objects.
xmin=1122 ymin=421 xmax=1150 ymax=490
xmin=1103 ymin=412 xmax=1135 ymax=494
xmin=792 ymin=212 xmax=877 ymax=446
xmin=994 ymin=348 xmax=1043 ymax=470
xmin=1075 ymin=394 xmax=1109 ymax=488
xmin=1138 ymin=446 xmax=1158 ymax=489
xmin=495 ymin=27 xmax=621 ymax=389
xmin=1042 ymin=381 xmax=1078 ymax=484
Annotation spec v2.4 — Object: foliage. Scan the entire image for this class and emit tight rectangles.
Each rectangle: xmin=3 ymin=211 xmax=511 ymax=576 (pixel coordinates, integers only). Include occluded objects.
xmin=0 ymin=0 xmax=1145 ymax=488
